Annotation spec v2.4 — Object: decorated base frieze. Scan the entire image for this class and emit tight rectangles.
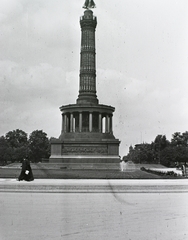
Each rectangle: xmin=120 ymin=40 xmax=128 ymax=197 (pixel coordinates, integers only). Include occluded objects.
xmin=62 ymin=146 xmax=107 ymax=154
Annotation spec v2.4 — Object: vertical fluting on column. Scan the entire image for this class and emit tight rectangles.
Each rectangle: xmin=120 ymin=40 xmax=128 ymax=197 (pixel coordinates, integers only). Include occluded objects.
xmin=77 ymin=9 xmax=98 ymax=104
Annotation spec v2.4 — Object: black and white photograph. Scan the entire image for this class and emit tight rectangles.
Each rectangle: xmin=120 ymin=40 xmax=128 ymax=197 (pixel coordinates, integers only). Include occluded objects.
xmin=0 ymin=1 xmax=188 ymax=239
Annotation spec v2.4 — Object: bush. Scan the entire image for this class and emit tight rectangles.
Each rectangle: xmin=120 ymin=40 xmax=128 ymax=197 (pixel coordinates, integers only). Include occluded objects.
xmin=140 ymin=167 xmax=179 ymax=178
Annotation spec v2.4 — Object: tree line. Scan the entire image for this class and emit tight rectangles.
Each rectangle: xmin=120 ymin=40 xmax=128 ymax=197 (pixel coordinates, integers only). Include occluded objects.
xmin=123 ymin=131 xmax=188 ymax=167
xmin=0 ymin=129 xmax=50 ymax=165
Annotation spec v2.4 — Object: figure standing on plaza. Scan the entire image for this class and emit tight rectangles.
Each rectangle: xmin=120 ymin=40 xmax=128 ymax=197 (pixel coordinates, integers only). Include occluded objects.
xmin=17 ymin=158 xmax=34 ymax=181
xmin=182 ymin=164 xmax=186 ymax=177
xmin=83 ymin=0 xmax=96 ymax=9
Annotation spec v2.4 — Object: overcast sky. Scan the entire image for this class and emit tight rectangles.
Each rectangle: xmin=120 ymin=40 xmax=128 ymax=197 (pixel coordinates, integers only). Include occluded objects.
xmin=0 ymin=0 xmax=188 ymax=156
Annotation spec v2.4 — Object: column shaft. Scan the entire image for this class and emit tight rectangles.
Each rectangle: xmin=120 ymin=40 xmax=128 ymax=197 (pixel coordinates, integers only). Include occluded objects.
xmin=89 ymin=113 xmax=92 ymax=132
xmin=110 ymin=115 xmax=113 ymax=133
xmin=105 ymin=115 xmax=110 ymax=133
xmin=61 ymin=114 xmax=64 ymax=133
xmin=64 ymin=114 xmax=67 ymax=133
xmin=79 ymin=113 xmax=82 ymax=132
xmin=70 ymin=113 xmax=73 ymax=132
xmin=99 ymin=113 xmax=102 ymax=133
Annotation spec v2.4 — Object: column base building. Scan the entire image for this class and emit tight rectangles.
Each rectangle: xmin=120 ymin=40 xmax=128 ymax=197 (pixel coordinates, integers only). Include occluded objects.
xmin=50 ymin=9 xmax=120 ymax=166
xmin=50 ymin=103 xmax=120 ymax=164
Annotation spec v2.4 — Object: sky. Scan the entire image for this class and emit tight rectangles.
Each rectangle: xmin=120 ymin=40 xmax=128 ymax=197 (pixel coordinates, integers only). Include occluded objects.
xmin=0 ymin=0 xmax=188 ymax=156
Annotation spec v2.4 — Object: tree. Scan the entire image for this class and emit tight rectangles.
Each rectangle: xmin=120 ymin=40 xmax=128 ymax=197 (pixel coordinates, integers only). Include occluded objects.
xmin=182 ymin=131 xmax=188 ymax=146
xmin=126 ymin=143 xmax=154 ymax=164
xmin=171 ymin=131 xmax=188 ymax=165
xmin=0 ymin=136 xmax=9 ymax=165
xmin=123 ymin=131 xmax=188 ymax=167
xmin=5 ymin=129 xmax=28 ymax=162
xmin=159 ymin=146 xmax=176 ymax=167
xmin=171 ymin=132 xmax=183 ymax=146
xmin=5 ymin=129 xmax=28 ymax=148
xmin=28 ymin=130 xmax=50 ymax=162
xmin=152 ymin=135 xmax=169 ymax=164
xmin=153 ymin=135 xmax=168 ymax=150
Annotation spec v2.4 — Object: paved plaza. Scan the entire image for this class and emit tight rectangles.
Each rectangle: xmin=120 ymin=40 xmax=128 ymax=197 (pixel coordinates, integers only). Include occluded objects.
xmin=0 ymin=179 xmax=188 ymax=240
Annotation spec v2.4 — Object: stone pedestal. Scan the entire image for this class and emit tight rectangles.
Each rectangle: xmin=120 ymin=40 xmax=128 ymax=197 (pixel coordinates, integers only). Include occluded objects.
xmin=50 ymin=104 xmax=120 ymax=166
xmin=50 ymin=132 xmax=120 ymax=164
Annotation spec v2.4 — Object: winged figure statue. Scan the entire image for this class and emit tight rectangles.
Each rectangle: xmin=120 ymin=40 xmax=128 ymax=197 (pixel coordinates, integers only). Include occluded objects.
xmin=83 ymin=0 xmax=96 ymax=9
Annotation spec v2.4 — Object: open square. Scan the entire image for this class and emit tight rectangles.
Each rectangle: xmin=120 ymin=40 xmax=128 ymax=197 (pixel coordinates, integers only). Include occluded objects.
xmin=0 ymin=179 xmax=188 ymax=240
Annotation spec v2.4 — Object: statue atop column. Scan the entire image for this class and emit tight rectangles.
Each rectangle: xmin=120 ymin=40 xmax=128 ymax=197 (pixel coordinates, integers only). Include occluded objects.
xmin=83 ymin=0 xmax=96 ymax=9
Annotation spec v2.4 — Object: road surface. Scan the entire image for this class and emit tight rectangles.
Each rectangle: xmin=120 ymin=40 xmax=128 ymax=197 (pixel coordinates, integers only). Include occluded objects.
xmin=0 ymin=179 xmax=188 ymax=240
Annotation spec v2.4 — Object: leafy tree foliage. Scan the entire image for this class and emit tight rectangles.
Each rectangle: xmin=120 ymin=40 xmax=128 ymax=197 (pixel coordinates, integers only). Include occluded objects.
xmin=124 ymin=132 xmax=188 ymax=167
xmin=171 ymin=131 xmax=188 ymax=147
xmin=0 ymin=136 xmax=9 ymax=165
xmin=127 ymin=143 xmax=156 ymax=164
xmin=0 ymin=129 xmax=50 ymax=164
xmin=5 ymin=129 xmax=28 ymax=162
xmin=28 ymin=130 xmax=50 ymax=162
xmin=5 ymin=129 xmax=28 ymax=148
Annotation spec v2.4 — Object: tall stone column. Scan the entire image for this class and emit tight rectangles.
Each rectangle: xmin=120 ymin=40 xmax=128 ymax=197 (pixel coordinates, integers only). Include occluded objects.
xmin=77 ymin=9 xmax=98 ymax=104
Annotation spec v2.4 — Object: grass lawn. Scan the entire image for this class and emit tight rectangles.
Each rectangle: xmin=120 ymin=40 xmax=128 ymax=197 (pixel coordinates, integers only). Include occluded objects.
xmin=0 ymin=163 xmax=182 ymax=179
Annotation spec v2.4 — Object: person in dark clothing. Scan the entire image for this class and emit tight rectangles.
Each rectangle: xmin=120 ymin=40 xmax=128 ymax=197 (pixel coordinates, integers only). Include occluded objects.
xmin=17 ymin=158 xmax=34 ymax=181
